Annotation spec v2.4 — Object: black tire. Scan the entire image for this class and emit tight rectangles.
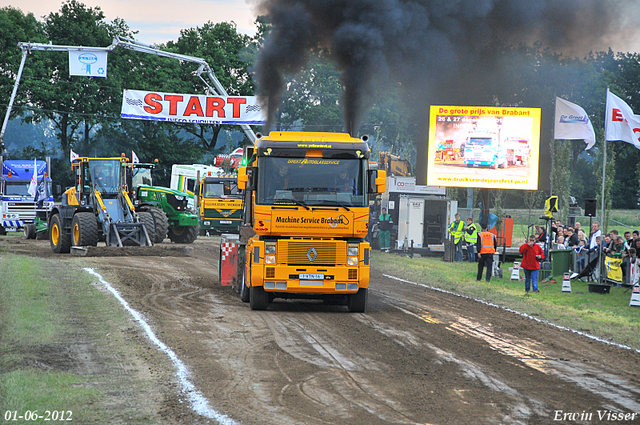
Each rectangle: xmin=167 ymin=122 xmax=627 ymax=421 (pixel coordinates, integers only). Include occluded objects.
xmin=348 ymin=288 xmax=368 ymax=313
xmin=0 ymin=225 xmax=6 ymax=235
xmin=23 ymin=223 xmax=36 ymax=239
xmin=71 ymin=212 xmax=99 ymax=247
xmin=146 ymin=207 xmax=169 ymax=243
xmin=168 ymin=224 xmax=199 ymax=244
xmin=240 ymin=263 xmax=250 ymax=303
xmin=250 ymin=285 xmax=269 ymax=310
xmin=50 ymin=213 xmax=71 ymax=254
xmin=138 ymin=211 xmax=156 ymax=245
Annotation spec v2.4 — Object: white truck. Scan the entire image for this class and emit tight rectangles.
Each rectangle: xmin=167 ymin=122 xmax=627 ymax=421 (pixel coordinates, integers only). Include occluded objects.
xmin=464 ymin=130 xmax=508 ymax=169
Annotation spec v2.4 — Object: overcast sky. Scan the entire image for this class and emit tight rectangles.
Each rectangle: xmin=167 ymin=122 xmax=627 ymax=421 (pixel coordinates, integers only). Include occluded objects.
xmin=2 ymin=0 xmax=259 ymax=45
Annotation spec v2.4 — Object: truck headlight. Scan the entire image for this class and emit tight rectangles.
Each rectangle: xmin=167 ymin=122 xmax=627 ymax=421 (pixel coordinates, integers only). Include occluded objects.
xmin=265 ymin=243 xmax=276 ymax=264
xmin=348 ymin=245 xmax=358 ymax=265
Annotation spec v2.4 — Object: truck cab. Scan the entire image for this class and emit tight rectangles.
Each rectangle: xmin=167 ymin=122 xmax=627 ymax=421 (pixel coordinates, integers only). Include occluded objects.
xmin=197 ymin=174 xmax=243 ymax=235
xmin=229 ymin=131 xmax=387 ymax=312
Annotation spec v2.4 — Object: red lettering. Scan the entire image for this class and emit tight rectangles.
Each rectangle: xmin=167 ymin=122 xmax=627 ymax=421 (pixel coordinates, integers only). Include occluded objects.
xmin=612 ymin=108 xmax=624 ymax=122
xmin=144 ymin=93 xmax=162 ymax=114
xmin=183 ymin=96 xmax=204 ymax=117
xmin=439 ymin=107 xmax=448 ymax=114
xmin=206 ymin=97 xmax=226 ymax=117
xmin=227 ymin=98 xmax=246 ymax=118
xmin=164 ymin=94 xmax=183 ymax=116
xmin=634 ymin=128 xmax=640 ymax=143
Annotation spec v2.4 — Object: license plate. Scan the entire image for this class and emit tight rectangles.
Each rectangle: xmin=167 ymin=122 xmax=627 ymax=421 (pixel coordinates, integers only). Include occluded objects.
xmin=220 ymin=220 xmax=232 ymax=224
xmin=299 ymin=273 xmax=324 ymax=280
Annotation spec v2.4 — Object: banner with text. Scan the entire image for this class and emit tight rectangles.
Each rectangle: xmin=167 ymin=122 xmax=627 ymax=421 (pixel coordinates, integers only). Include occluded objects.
xmin=427 ymin=105 xmax=541 ymax=190
xmin=121 ymin=89 xmax=265 ymax=125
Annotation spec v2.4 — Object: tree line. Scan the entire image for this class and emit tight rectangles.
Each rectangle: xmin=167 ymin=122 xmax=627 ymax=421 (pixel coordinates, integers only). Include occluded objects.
xmin=1 ymin=1 xmax=640 ymax=222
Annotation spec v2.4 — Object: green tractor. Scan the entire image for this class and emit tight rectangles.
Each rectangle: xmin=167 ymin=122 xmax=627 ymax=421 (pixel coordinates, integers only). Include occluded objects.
xmin=49 ymin=157 xmax=154 ymax=253
xmin=128 ymin=161 xmax=199 ymax=244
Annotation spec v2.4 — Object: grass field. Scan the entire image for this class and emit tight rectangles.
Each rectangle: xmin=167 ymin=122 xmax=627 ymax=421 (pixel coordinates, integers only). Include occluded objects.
xmin=372 ymin=251 xmax=640 ymax=351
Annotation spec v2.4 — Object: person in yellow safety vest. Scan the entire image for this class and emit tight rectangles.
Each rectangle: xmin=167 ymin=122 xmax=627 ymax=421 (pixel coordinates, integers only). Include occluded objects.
xmin=448 ymin=213 xmax=466 ymax=261
xmin=476 ymin=224 xmax=497 ymax=282
xmin=465 ymin=217 xmax=478 ymax=263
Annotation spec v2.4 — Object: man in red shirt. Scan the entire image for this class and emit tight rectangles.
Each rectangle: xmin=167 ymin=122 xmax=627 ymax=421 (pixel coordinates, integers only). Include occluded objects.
xmin=519 ymin=235 xmax=545 ymax=295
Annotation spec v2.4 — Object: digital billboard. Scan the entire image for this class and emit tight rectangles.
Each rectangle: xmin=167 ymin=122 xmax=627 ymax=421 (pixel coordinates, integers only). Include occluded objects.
xmin=427 ymin=105 xmax=541 ymax=190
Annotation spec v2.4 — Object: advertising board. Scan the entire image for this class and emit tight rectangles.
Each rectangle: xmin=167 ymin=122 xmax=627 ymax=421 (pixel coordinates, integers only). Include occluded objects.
xmin=427 ymin=105 xmax=541 ymax=190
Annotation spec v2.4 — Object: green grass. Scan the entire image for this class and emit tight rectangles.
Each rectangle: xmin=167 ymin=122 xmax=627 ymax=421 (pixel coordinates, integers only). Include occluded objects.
xmin=372 ymin=252 xmax=640 ymax=350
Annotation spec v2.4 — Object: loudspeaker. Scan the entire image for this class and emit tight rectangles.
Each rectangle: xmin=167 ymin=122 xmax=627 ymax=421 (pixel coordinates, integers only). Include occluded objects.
xmin=585 ymin=199 xmax=597 ymax=217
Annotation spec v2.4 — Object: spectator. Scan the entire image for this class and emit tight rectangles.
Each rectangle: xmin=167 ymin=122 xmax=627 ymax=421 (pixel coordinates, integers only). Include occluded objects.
xmin=574 ymin=221 xmax=582 ymax=233
xmin=535 ymin=225 xmax=548 ymax=245
xmin=589 ymin=221 xmax=601 ymax=250
xmin=519 ymin=235 xmax=545 ymax=295
xmin=565 ymin=228 xmax=579 ymax=247
xmin=577 ymin=228 xmax=588 ymax=244
xmin=574 ymin=240 xmax=588 ymax=273
xmin=556 ymin=236 xmax=566 ymax=249
xmin=624 ymin=231 xmax=633 ymax=250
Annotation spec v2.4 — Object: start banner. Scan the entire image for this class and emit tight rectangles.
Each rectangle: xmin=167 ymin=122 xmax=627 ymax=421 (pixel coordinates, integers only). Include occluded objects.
xmin=121 ymin=89 xmax=265 ymax=125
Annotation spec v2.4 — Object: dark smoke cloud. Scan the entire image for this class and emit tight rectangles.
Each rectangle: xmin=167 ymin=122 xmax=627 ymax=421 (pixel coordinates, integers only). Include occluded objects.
xmin=254 ymin=0 xmax=640 ymax=134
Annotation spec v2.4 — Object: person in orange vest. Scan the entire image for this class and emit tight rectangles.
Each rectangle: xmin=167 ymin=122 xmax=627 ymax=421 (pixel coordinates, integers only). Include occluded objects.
xmin=476 ymin=224 xmax=497 ymax=282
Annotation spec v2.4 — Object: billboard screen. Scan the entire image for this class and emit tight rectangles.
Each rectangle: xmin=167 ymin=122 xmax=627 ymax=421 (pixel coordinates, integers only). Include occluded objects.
xmin=427 ymin=105 xmax=541 ymax=190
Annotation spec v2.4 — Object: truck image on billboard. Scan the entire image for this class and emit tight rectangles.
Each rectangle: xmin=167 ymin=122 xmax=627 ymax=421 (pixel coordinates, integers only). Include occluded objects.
xmin=427 ymin=105 xmax=541 ymax=190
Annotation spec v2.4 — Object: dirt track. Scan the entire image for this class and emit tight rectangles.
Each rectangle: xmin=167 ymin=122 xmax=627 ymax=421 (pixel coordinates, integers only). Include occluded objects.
xmin=4 ymin=235 xmax=640 ymax=424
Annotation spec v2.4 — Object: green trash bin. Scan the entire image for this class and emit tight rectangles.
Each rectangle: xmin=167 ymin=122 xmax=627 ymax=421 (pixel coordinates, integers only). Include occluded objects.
xmin=549 ymin=249 xmax=573 ymax=279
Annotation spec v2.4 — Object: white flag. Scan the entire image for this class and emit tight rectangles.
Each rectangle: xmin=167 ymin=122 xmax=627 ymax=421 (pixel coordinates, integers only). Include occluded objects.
xmin=70 ymin=149 xmax=79 ymax=162
xmin=27 ymin=159 xmax=38 ymax=197
xmin=554 ymin=97 xmax=596 ymax=150
xmin=605 ymin=89 xmax=640 ymax=149
xmin=132 ymin=151 xmax=140 ymax=164
xmin=69 ymin=50 xmax=108 ymax=77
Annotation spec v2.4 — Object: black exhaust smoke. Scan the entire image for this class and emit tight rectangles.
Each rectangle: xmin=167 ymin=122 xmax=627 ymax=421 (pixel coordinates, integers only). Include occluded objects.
xmin=254 ymin=0 xmax=639 ymax=134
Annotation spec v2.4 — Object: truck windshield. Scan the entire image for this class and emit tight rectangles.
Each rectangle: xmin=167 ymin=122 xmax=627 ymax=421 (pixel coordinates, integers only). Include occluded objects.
xmin=5 ymin=181 xmax=31 ymax=196
xmin=204 ymin=181 xmax=239 ymax=198
xmin=257 ymin=157 xmax=366 ymax=207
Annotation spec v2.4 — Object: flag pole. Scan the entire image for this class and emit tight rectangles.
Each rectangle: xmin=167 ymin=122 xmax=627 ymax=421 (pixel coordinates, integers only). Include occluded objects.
xmin=601 ymin=88 xmax=610 ymax=225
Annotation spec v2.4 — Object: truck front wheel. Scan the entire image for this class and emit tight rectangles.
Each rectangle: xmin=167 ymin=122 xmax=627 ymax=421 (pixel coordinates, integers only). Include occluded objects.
xmin=250 ymin=285 xmax=269 ymax=310
xmin=348 ymin=288 xmax=368 ymax=313
xmin=240 ymin=264 xmax=250 ymax=303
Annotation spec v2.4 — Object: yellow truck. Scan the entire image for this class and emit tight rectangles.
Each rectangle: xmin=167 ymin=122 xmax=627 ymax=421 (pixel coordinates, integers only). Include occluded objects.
xmin=221 ymin=131 xmax=386 ymax=312
xmin=196 ymin=174 xmax=243 ymax=234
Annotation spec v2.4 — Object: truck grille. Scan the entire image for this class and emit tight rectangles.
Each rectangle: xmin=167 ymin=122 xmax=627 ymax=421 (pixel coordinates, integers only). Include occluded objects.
xmin=278 ymin=240 xmax=346 ymax=266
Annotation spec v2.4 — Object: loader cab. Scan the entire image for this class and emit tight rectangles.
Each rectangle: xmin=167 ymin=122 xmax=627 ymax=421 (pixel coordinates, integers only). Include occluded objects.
xmin=72 ymin=158 xmax=125 ymax=204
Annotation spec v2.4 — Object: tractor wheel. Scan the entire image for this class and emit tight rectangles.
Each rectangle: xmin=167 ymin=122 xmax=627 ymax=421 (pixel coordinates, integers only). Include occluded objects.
xmin=49 ymin=213 xmax=71 ymax=254
xmin=138 ymin=212 xmax=156 ymax=245
xmin=168 ymin=224 xmax=199 ymax=244
xmin=0 ymin=225 xmax=6 ymax=235
xmin=250 ymin=285 xmax=269 ymax=310
xmin=348 ymin=288 xmax=368 ymax=313
xmin=71 ymin=212 xmax=99 ymax=247
xmin=23 ymin=223 xmax=36 ymax=239
xmin=146 ymin=207 xmax=169 ymax=243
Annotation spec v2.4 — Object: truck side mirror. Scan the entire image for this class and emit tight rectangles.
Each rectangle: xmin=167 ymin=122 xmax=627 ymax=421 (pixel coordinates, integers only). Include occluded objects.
xmin=369 ymin=170 xmax=387 ymax=194
xmin=237 ymin=166 xmax=248 ymax=190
